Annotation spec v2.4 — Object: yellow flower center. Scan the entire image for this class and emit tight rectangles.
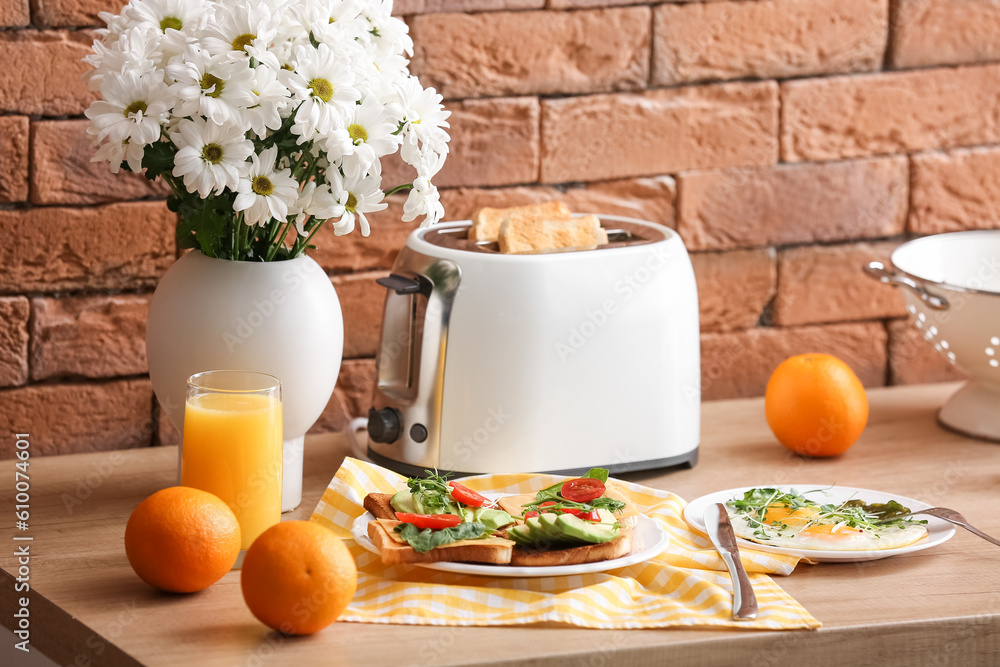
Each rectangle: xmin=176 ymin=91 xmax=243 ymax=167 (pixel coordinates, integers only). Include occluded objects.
xmin=123 ymin=100 xmax=148 ymax=117
xmin=347 ymin=123 xmax=368 ymax=144
xmin=308 ymin=78 xmax=333 ymax=103
xmin=201 ymin=144 xmax=224 ymax=164
xmin=281 ymin=63 xmax=294 ymax=72
xmin=200 ymin=73 xmax=226 ymax=98
xmin=160 ymin=16 xmax=183 ymax=32
xmin=252 ymin=175 xmax=274 ymax=196
xmin=232 ymin=33 xmax=257 ymax=52
xmin=345 ymin=192 xmax=358 ymax=212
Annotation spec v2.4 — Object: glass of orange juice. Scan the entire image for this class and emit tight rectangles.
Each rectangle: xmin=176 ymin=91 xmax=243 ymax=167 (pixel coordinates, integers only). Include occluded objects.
xmin=181 ymin=370 xmax=282 ymax=560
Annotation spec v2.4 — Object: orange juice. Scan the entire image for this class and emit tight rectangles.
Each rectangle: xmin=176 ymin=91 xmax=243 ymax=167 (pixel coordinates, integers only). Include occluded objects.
xmin=181 ymin=392 xmax=282 ymax=549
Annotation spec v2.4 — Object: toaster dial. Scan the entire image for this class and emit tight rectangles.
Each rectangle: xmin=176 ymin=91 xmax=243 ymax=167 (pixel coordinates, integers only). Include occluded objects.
xmin=367 ymin=407 xmax=402 ymax=444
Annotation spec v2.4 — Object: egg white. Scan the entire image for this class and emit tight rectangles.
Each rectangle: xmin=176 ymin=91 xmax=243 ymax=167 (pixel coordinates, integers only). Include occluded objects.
xmin=728 ymin=506 xmax=928 ymax=552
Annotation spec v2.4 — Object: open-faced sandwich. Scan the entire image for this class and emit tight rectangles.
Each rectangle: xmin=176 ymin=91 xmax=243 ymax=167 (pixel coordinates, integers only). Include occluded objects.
xmin=363 ymin=468 xmax=637 ymax=567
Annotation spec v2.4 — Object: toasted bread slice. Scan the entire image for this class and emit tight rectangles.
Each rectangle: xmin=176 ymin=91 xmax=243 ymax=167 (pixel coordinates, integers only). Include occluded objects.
xmin=363 ymin=492 xmax=398 ymax=520
xmin=468 ymin=201 xmax=571 ymax=243
xmin=368 ymin=519 xmax=514 ymax=565
xmin=497 ymin=484 xmax=639 ymax=529
xmin=498 ymin=214 xmax=609 ymax=254
xmin=509 ymin=527 xmax=633 ymax=567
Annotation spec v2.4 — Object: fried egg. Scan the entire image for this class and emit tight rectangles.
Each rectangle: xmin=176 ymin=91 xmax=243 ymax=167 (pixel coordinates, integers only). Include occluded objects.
xmin=728 ymin=501 xmax=928 ymax=551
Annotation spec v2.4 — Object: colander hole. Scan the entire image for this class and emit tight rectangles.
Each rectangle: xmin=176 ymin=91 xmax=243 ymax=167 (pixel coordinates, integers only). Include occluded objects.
xmin=934 ymin=343 xmax=942 ymax=351
xmin=929 ymin=326 xmax=938 ymax=335
xmin=918 ymin=313 xmax=927 ymax=322
xmin=987 ymin=348 xmax=995 ymax=357
xmin=907 ymin=305 xmax=916 ymax=314
xmin=993 ymin=337 xmax=1000 ymax=346
xmin=925 ymin=331 xmax=934 ymax=341
xmin=941 ymin=340 xmax=949 ymax=349
xmin=992 ymin=359 xmax=999 ymax=368
xmin=948 ymin=351 xmax=957 ymax=363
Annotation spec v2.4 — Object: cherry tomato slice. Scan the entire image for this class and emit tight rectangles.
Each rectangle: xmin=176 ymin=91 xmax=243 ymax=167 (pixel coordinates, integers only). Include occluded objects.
xmin=561 ymin=477 xmax=606 ymax=503
xmin=559 ymin=507 xmax=583 ymax=517
xmin=523 ymin=511 xmax=539 ymax=519
xmin=394 ymin=512 xmax=462 ymax=530
xmin=539 ymin=501 xmax=557 ymax=507
xmin=449 ymin=481 xmax=489 ymax=508
xmin=581 ymin=510 xmax=602 ymax=522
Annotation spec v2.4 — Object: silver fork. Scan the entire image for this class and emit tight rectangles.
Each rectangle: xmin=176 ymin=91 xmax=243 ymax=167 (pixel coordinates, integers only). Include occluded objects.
xmin=893 ymin=508 xmax=1000 ymax=548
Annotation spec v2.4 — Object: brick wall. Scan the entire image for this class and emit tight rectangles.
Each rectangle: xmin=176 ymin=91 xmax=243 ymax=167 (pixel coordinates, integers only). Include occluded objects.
xmin=2 ymin=0 xmax=996 ymax=457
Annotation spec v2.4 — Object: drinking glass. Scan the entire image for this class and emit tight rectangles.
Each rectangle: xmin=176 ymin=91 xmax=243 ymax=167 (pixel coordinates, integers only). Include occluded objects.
xmin=181 ymin=370 xmax=283 ymax=554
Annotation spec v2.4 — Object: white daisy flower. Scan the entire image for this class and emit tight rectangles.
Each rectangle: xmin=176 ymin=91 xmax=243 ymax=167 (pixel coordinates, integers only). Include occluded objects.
xmin=245 ymin=64 xmax=290 ymax=139
xmin=289 ymin=0 xmax=366 ymax=48
xmin=124 ymin=0 xmax=208 ymax=36
xmin=84 ymin=26 xmax=161 ymax=91
xmin=92 ymin=138 xmax=147 ymax=174
xmin=403 ymin=150 xmax=446 ymax=226
xmin=292 ymin=179 xmax=345 ymax=236
xmin=171 ymin=117 xmax=253 ymax=197
xmin=340 ymin=96 xmax=401 ymax=180
xmin=167 ymin=48 xmax=256 ymax=126
xmin=396 ymin=77 xmax=451 ymax=165
xmin=361 ymin=0 xmax=413 ymax=58
xmin=202 ymin=0 xmax=278 ymax=64
xmin=234 ymin=146 xmax=300 ymax=226
xmin=334 ymin=171 xmax=386 ymax=237
xmin=284 ymin=43 xmax=361 ymax=142
xmin=85 ymin=68 xmax=171 ymax=146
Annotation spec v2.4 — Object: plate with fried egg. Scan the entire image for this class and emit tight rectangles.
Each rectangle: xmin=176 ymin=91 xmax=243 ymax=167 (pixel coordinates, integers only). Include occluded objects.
xmin=684 ymin=485 xmax=957 ymax=562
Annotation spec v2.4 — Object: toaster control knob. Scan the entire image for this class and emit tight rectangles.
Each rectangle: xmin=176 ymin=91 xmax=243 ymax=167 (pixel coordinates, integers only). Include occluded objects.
xmin=368 ymin=407 xmax=402 ymax=444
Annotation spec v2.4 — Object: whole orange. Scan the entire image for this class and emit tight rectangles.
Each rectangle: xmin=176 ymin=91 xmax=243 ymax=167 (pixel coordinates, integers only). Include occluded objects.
xmin=124 ymin=486 xmax=241 ymax=593
xmin=240 ymin=521 xmax=357 ymax=635
xmin=765 ymin=353 xmax=869 ymax=457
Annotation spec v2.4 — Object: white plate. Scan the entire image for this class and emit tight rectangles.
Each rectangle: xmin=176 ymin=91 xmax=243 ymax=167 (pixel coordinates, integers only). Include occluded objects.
xmin=684 ymin=485 xmax=956 ymax=563
xmin=350 ymin=511 xmax=669 ymax=578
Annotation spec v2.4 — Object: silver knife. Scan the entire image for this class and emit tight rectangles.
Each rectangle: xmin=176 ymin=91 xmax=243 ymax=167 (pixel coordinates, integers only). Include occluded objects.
xmin=704 ymin=502 xmax=758 ymax=620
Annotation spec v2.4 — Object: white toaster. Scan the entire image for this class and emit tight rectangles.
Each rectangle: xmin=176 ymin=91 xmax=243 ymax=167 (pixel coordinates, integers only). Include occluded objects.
xmin=365 ymin=214 xmax=700 ymax=476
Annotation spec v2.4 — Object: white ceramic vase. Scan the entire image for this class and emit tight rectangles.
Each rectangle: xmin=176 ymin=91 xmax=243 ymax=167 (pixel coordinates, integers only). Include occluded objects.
xmin=146 ymin=250 xmax=343 ymax=511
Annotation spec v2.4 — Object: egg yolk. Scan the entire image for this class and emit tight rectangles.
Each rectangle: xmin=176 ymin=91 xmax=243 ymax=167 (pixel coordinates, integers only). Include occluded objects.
xmin=763 ymin=505 xmax=818 ymax=526
xmin=801 ymin=524 xmax=867 ymax=541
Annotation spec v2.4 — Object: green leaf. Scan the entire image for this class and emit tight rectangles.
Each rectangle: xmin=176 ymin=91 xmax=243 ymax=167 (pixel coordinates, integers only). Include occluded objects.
xmin=142 ymin=141 xmax=175 ymax=181
xmin=393 ymin=521 xmax=489 ymax=553
xmin=582 ymin=468 xmax=609 ymax=484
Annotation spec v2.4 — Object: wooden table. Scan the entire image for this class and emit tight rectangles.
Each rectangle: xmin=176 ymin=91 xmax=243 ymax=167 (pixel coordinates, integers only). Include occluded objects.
xmin=2 ymin=383 xmax=999 ymax=666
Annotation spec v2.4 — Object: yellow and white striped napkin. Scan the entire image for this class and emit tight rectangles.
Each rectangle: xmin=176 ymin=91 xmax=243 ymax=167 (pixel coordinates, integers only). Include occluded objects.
xmin=311 ymin=458 xmax=820 ymax=630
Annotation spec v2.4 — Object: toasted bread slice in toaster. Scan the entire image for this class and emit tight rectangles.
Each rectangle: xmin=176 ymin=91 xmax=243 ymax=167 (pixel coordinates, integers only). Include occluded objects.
xmin=509 ymin=526 xmax=633 ymax=567
xmin=367 ymin=519 xmax=515 ymax=565
xmin=467 ymin=201 xmax=571 ymax=243
xmin=497 ymin=214 xmax=609 ymax=254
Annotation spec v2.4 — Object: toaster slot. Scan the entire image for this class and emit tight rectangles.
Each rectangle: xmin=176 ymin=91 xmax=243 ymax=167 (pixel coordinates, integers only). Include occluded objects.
xmin=375 ymin=285 xmax=428 ymax=400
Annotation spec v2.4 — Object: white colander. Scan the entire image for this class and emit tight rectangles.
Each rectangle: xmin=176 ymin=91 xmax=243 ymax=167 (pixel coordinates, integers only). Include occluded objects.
xmin=866 ymin=231 xmax=1000 ymax=441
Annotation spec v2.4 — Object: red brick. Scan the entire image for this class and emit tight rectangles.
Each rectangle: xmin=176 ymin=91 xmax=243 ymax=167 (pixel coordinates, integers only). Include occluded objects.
xmin=440 ymin=176 xmax=677 ymax=228
xmin=701 ymin=322 xmax=888 ymax=401
xmin=0 ymin=30 xmax=99 ymax=116
xmin=0 ymin=379 xmax=154 ymax=457
xmin=436 ymin=97 xmax=539 ymax=188
xmin=313 ymin=359 xmax=376 ymax=433
xmin=0 ymin=116 xmax=29 ymax=203
xmin=774 ymin=241 xmax=907 ymax=327
xmin=309 ymin=194 xmax=416 ymax=273
xmin=0 ymin=0 xmax=29 ymax=26
xmin=31 ymin=120 xmax=170 ymax=205
xmin=395 ymin=0 xmax=542 ymax=13
xmin=652 ymin=0 xmax=886 ymax=86
xmin=910 ymin=146 xmax=1000 ymax=235
xmin=333 ymin=272 xmax=388 ymax=359
xmin=0 ymin=202 xmax=175 ymax=294
xmin=891 ymin=0 xmax=1000 ymax=69
xmin=541 ymin=82 xmax=778 ymax=184
xmin=155 ymin=397 xmax=180 ymax=447
xmin=411 ymin=8 xmax=650 ymax=98
xmin=781 ymin=64 xmax=1000 ymax=162
xmin=0 ymin=297 xmax=29 ymax=387
xmin=677 ymin=157 xmax=908 ymax=251
xmin=887 ymin=319 xmax=968 ymax=386
xmin=692 ymin=249 xmax=775 ymax=333
xmin=30 ymin=294 xmax=150 ymax=380
xmin=31 ymin=0 xmax=119 ymax=26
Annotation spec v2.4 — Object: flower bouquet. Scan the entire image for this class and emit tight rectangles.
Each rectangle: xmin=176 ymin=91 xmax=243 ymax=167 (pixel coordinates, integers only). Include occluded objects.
xmin=83 ymin=0 xmax=450 ymax=262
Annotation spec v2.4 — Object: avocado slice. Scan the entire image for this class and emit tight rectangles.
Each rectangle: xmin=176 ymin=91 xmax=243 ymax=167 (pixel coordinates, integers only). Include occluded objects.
xmin=474 ymin=507 xmax=514 ymax=531
xmin=524 ymin=517 xmax=550 ymax=543
xmin=507 ymin=524 xmax=534 ymax=546
xmin=537 ymin=513 xmax=569 ymax=542
xmin=595 ymin=508 xmax=617 ymax=524
xmin=390 ymin=489 xmax=416 ymax=514
xmin=556 ymin=514 xmax=619 ymax=544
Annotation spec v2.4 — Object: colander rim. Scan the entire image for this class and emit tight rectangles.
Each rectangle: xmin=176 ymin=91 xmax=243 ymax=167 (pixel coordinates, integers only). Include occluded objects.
xmin=890 ymin=230 xmax=1000 ymax=298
